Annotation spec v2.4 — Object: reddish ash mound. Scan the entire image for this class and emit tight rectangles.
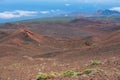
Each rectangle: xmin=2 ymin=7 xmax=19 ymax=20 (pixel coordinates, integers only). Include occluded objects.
xmin=0 ymin=28 xmax=45 ymax=45
xmin=0 ymin=28 xmax=62 ymax=48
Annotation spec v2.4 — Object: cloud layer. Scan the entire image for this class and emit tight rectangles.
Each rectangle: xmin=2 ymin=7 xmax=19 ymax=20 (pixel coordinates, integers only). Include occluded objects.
xmin=110 ymin=7 xmax=120 ymax=12
xmin=0 ymin=10 xmax=63 ymax=19
xmin=0 ymin=10 xmax=38 ymax=19
xmin=65 ymin=3 xmax=71 ymax=7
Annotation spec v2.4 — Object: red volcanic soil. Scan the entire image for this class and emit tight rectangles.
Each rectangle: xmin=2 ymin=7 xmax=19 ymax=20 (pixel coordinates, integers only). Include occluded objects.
xmin=103 ymin=30 xmax=120 ymax=44
xmin=0 ymin=18 xmax=120 ymax=80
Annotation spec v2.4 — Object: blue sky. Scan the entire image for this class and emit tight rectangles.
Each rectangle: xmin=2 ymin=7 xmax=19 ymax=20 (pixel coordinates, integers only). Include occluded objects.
xmin=0 ymin=0 xmax=120 ymax=22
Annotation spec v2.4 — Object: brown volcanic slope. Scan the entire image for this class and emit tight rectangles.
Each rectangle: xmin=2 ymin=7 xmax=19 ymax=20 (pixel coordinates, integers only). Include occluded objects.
xmin=0 ymin=18 xmax=120 ymax=80
xmin=0 ymin=28 xmax=60 ymax=58
xmin=0 ymin=28 xmax=92 ymax=49
xmin=104 ymin=30 xmax=120 ymax=43
xmin=0 ymin=28 xmax=44 ymax=45
xmin=0 ymin=28 xmax=94 ymax=58
xmin=69 ymin=18 xmax=120 ymax=34
xmin=0 ymin=31 xmax=8 ymax=39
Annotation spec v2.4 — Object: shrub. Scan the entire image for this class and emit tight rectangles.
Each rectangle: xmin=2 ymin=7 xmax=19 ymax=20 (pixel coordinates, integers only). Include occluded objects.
xmin=91 ymin=61 xmax=102 ymax=65
xmin=61 ymin=70 xmax=81 ymax=77
xmin=83 ymin=69 xmax=96 ymax=74
xmin=36 ymin=73 xmax=49 ymax=80
xmin=48 ymin=72 xmax=57 ymax=78
xmin=36 ymin=69 xmax=97 ymax=80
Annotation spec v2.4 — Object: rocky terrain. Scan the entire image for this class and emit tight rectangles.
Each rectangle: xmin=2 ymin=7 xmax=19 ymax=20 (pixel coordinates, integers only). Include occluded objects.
xmin=0 ymin=17 xmax=120 ymax=80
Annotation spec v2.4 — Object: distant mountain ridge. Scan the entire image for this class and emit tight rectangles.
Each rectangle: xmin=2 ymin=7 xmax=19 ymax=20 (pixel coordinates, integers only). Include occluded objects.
xmin=61 ymin=9 xmax=120 ymax=17
xmin=96 ymin=9 xmax=120 ymax=16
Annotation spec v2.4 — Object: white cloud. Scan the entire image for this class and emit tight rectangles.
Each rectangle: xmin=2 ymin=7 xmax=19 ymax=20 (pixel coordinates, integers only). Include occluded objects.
xmin=0 ymin=9 xmax=63 ymax=19
xmin=40 ymin=11 xmax=50 ymax=14
xmin=110 ymin=7 xmax=120 ymax=12
xmin=50 ymin=9 xmax=60 ymax=13
xmin=51 ymin=10 xmax=55 ymax=12
xmin=0 ymin=10 xmax=38 ymax=19
xmin=65 ymin=3 xmax=71 ymax=6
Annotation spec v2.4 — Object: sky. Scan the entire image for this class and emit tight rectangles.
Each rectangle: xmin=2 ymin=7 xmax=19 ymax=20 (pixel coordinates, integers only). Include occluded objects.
xmin=0 ymin=0 xmax=120 ymax=23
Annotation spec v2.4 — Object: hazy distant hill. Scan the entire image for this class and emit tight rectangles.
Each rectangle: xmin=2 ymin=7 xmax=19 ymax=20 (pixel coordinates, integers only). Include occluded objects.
xmin=96 ymin=9 xmax=120 ymax=16
xmin=61 ymin=9 xmax=120 ymax=17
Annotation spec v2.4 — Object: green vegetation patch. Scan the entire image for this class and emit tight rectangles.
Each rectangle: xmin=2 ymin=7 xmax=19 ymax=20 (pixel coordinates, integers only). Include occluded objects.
xmin=60 ymin=70 xmax=82 ymax=77
xmin=36 ymin=73 xmax=49 ymax=80
xmin=36 ymin=69 xmax=97 ymax=80
xmin=82 ymin=69 xmax=96 ymax=74
xmin=90 ymin=60 xmax=102 ymax=65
